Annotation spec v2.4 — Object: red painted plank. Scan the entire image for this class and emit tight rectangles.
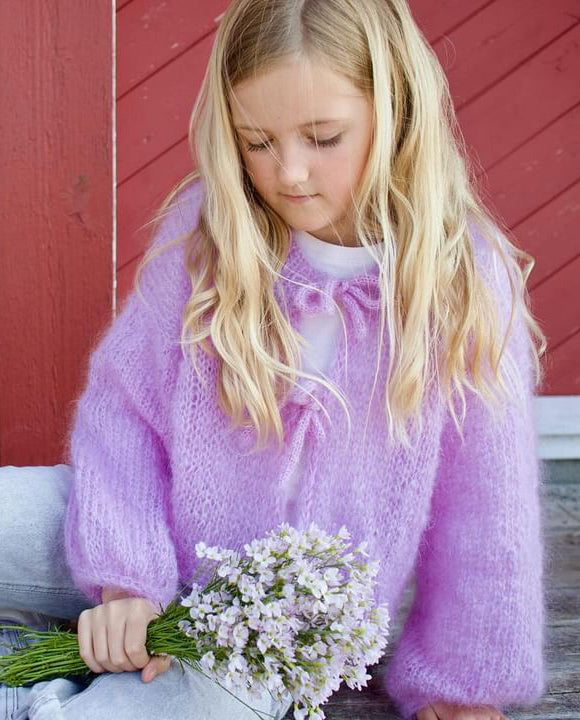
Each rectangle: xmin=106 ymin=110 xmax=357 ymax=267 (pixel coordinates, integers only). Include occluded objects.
xmin=117 ymin=138 xmax=192 ymax=285
xmin=432 ymin=0 xmax=580 ymax=108
xmin=117 ymin=253 xmax=143 ymax=309
xmin=482 ymin=104 xmax=580 ymax=246
xmin=512 ymin=179 xmax=580 ymax=290
xmin=117 ymin=0 xmax=229 ymax=96
xmin=458 ymin=23 xmax=580 ymax=169
xmin=544 ymin=329 xmax=580 ymax=394
xmin=409 ymin=0 xmax=494 ymax=42
xmin=0 ymin=3 xmax=112 ymax=464
xmin=116 ymin=0 xmax=134 ymax=11
xmin=117 ymin=32 xmax=212 ymax=183
xmin=530 ymin=255 xmax=580 ymax=353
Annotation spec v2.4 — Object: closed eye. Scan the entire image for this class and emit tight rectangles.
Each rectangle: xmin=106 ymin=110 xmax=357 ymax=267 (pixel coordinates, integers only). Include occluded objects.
xmin=245 ymin=134 xmax=343 ymax=152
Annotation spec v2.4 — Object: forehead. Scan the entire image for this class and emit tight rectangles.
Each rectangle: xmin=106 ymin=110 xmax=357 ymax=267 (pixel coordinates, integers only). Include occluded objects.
xmin=229 ymin=55 xmax=366 ymax=131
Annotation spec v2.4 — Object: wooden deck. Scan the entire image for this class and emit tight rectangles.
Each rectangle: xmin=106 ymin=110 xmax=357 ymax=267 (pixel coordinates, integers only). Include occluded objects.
xmin=282 ymin=461 xmax=580 ymax=719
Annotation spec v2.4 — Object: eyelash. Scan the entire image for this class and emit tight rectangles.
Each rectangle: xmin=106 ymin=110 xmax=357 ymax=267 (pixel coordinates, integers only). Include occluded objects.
xmin=245 ymin=134 xmax=342 ymax=152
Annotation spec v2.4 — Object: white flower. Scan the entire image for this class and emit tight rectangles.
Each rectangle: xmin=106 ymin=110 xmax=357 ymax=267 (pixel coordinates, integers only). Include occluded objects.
xmin=177 ymin=619 xmax=192 ymax=636
xmin=245 ymin=605 xmax=263 ymax=631
xmin=206 ymin=545 xmax=227 ymax=561
xmin=206 ymin=613 xmax=218 ymax=632
xmin=262 ymin=652 xmax=280 ymax=675
xmin=344 ymin=664 xmax=372 ymax=691
xmin=223 ymin=672 xmax=238 ymax=690
xmin=257 ymin=633 xmax=271 ymax=654
xmin=311 ymin=599 xmax=327 ymax=615
xmin=310 ymin=577 xmax=328 ymax=599
xmin=180 ymin=584 xmax=201 ymax=607
xmin=199 ymin=651 xmax=215 ymax=671
xmin=322 ymin=568 xmax=341 ymax=586
xmin=219 ymin=605 xmax=241 ymax=625
xmin=217 ymin=563 xmax=234 ymax=578
xmin=312 ymin=640 xmax=327 ymax=657
xmin=266 ymin=671 xmax=286 ymax=695
xmin=353 ymin=540 xmax=369 ymax=557
xmin=260 ymin=600 xmax=283 ymax=618
xmin=228 ymin=652 xmax=248 ymax=675
xmin=232 ymin=622 xmax=249 ymax=649
xmin=282 ymin=582 xmax=296 ymax=599
xmin=258 ymin=568 xmax=276 ymax=586
xmin=217 ymin=623 xmax=231 ymax=646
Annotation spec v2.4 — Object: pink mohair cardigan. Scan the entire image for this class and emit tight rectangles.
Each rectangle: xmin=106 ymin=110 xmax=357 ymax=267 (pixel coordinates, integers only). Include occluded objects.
xmin=63 ymin=177 xmax=546 ymax=719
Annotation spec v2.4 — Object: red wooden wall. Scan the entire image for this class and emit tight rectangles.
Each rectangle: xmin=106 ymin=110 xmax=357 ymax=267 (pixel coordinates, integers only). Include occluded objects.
xmin=0 ymin=1 xmax=577 ymax=464
xmin=116 ymin=0 xmax=580 ymax=396
xmin=0 ymin=3 xmax=112 ymax=465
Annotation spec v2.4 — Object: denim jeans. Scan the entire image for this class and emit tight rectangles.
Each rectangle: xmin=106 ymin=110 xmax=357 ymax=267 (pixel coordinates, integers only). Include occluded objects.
xmin=0 ymin=465 xmax=294 ymax=720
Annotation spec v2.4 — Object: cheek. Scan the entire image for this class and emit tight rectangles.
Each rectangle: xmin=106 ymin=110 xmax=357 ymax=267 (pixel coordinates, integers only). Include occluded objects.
xmin=242 ymin=155 xmax=273 ymax=191
xmin=318 ymin=146 xmax=360 ymax=194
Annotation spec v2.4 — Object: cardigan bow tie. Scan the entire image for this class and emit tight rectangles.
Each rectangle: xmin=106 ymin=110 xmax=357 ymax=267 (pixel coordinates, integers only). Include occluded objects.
xmin=291 ymin=272 xmax=382 ymax=340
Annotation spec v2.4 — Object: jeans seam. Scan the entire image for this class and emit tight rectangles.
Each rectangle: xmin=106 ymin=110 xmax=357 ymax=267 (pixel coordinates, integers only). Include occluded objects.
xmin=0 ymin=583 xmax=83 ymax=597
xmin=28 ymin=694 xmax=58 ymax=717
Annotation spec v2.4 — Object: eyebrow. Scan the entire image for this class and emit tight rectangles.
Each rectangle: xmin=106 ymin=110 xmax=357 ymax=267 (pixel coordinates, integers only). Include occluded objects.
xmin=235 ymin=119 xmax=346 ymax=132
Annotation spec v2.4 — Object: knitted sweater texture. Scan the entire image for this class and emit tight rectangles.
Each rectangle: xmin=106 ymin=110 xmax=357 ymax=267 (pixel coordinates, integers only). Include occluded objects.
xmin=64 ymin=178 xmax=546 ymax=719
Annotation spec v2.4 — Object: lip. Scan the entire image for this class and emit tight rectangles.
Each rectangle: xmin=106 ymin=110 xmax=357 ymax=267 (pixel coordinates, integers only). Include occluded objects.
xmin=281 ymin=193 xmax=318 ymax=202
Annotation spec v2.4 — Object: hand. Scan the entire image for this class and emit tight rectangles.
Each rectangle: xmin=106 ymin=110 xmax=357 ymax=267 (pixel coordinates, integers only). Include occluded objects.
xmin=416 ymin=702 xmax=508 ymax=720
xmin=77 ymin=591 xmax=171 ymax=684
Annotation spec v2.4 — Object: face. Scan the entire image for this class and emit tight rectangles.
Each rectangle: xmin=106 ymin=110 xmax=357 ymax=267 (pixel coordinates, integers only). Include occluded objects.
xmin=230 ymin=54 xmax=374 ymax=247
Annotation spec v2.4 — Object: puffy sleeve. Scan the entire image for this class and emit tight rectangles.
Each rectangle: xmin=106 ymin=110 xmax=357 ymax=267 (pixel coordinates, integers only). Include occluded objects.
xmin=383 ymin=226 xmax=547 ymax=719
xmin=63 ymin=178 xmax=205 ymax=609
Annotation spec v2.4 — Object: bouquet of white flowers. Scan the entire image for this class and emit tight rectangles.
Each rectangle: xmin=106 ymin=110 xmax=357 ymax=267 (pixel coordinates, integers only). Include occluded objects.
xmin=0 ymin=522 xmax=390 ymax=720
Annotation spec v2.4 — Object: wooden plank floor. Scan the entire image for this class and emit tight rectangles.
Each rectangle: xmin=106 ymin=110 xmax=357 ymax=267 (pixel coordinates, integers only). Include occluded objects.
xmin=281 ymin=462 xmax=580 ymax=719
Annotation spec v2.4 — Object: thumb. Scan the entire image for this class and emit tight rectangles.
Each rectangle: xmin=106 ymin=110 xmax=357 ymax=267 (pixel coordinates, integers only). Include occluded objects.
xmin=415 ymin=706 xmax=440 ymax=720
xmin=141 ymin=654 xmax=171 ymax=683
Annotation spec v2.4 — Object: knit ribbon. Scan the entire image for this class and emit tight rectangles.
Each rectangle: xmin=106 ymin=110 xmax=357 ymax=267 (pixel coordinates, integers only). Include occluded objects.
xmin=291 ymin=273 xmax=381 ymax=340
xmin=275 ymin=380 xmax=328 ymax=521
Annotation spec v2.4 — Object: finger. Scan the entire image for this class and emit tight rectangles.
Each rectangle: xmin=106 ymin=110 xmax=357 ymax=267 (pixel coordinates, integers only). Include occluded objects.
xmin=431 ymin=703 xmax=498 ymax=720
xmin=92 ymin=622 xmax=116 ymax=674
xmin=77 ymin=611 xmax=106 ymax=675
xmin=106 ymin=618 xmax=139 ymax=672
xmin=124 ymin=618 xmax=151 ymax=670
xmin=141 ymin=655 xmax=171 ymax=683
xmin=415 ymin=706 xmax=440 ymax=720
xmin=153 ymin=655 xmax=171 ymax=674
xmin=486 ymin=707 xmax=508 ymax=720
xmin=478 ymin=705 xmax=505 ymax=720
xmin=430 ymin=703 xmax=459 ymax=720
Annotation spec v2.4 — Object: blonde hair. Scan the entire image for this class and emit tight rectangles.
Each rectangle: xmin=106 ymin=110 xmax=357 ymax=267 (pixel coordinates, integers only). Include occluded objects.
xmin=135 ymin=0 xmax=547 ymax=453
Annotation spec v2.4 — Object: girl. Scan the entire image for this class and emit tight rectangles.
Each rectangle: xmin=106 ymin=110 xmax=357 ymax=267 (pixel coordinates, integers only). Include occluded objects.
xmin=0 ymin=1 xmax=548 ymax=719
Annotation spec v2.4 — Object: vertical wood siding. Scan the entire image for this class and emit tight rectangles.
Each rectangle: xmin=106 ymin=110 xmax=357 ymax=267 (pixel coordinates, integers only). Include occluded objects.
xmin=0 ymin=3 xmax=112 ymax=464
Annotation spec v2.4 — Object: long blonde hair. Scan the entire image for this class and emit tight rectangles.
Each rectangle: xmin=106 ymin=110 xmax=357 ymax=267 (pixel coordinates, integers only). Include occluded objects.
xmin=135 ymin=0 xmax=547 ymax=452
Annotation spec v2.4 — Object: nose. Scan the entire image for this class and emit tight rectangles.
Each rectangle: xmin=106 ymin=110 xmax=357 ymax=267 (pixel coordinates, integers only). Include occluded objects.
xmin=276 ymin=142 xmax=309 ymax=187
